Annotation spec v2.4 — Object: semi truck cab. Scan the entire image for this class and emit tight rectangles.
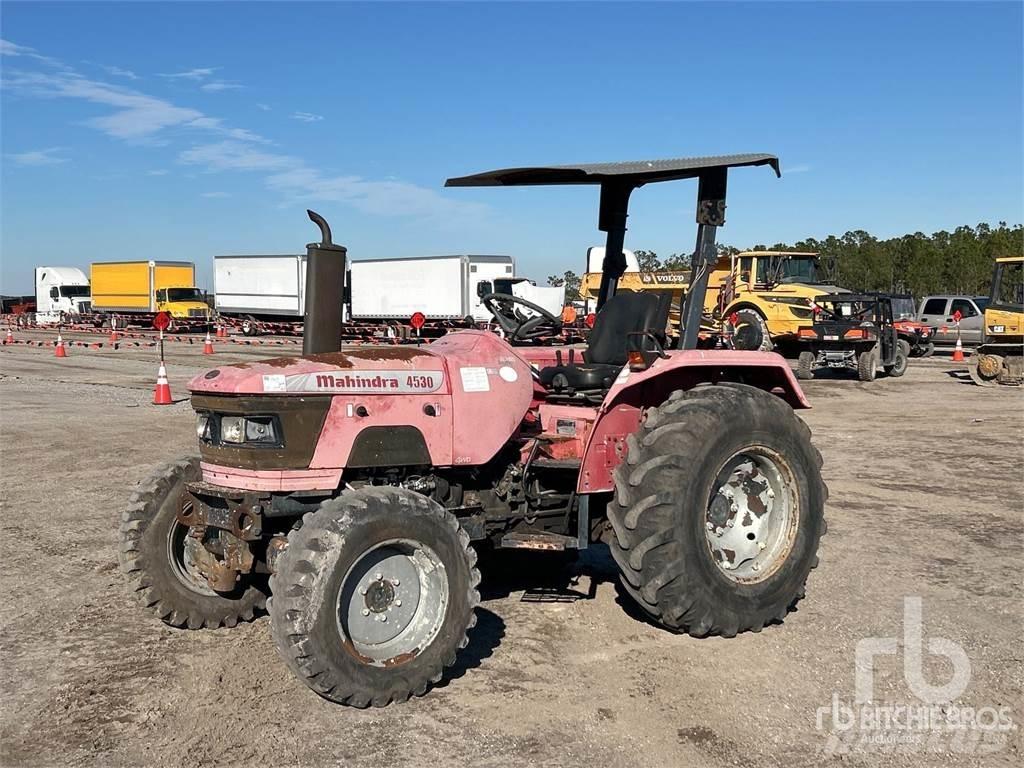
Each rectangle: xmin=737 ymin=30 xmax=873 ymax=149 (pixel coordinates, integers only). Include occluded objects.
xmin=34 ymin=266 xmax=92 ymax=321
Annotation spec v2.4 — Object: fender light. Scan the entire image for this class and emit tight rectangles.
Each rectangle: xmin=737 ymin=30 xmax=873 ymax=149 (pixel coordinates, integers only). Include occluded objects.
xmin=798 ymin=328 xmax=818 ymax=339
xmin=627 ymin=350 xmax=648 ymax=370
xmin=989 ymin=325 xmax=1006 ymax=333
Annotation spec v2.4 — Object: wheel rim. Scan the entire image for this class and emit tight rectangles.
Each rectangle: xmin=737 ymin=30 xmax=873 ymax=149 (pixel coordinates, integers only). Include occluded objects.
xmin=703 ymin=447 xmax=799 ymax=584
xmin=166 ymin=502 xmax=218 ymax=597
xmin=336 ymin=539 xmax=449 ymax=666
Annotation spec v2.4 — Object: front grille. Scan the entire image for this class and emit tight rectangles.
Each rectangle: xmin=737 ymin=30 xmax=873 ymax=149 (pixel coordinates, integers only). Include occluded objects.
xmin=189 ymin=308 xmax=207 ymax=318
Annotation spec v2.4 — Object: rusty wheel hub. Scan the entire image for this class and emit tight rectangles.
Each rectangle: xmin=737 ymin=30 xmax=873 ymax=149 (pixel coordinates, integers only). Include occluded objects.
xmin=337 ymin=539 xmax=449 ymax=665
xmin=704 ymin=447 xmax=799 ymax=583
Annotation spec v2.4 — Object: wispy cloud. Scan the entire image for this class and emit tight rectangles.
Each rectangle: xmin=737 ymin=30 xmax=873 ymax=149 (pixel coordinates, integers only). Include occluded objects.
xmin=101 ymin=64 xmax=138 ymax=80
xmin=179 ymin=141 xmax=295 ymax=172
xmin=256 ymin=103 xmax=271 ymax=111
xmin=200 ymin=81 xmax=242 ymax=92
xmin=786 ymin=164 xmax=812 ymax=175
xmin=6 ymin=147 xmax=68 ymax=166
xmin=159 ymin=67 xmax=218 ymax=81
xmin=3 ymin=70 xmax=267 ymax=144
xmin=3 ymin=40 xmax=484 ymax=222
xmin=147 ymin=169 xmax=169 ymax=176
xmin=1 ymin=39 xmax=67 ymax=70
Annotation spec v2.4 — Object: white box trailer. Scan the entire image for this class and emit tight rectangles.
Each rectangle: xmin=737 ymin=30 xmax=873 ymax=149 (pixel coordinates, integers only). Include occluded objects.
xmin=214 ymin=255 xmax=309 ymax=318
xmin=349 ymin=255 xmax=516 ymax=322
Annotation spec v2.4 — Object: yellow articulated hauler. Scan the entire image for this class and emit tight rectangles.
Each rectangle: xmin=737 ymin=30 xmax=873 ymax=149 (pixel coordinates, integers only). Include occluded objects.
xmin=90 ymin=260 xmax=209 ymax=326
xmin=581 ymin=250 xmax=843 ymax=350
xmin=969 ymin=256 xmax=1023 ymax=386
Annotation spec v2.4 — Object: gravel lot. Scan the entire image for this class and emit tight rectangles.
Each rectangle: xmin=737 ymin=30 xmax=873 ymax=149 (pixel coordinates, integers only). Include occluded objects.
xmin=1 ymin=328 xmax=1021 ymax=767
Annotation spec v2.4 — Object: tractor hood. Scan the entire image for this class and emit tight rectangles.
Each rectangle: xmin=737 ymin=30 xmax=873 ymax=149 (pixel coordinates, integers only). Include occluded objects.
xmin=190 ymin=347 xmax=447 ymax=396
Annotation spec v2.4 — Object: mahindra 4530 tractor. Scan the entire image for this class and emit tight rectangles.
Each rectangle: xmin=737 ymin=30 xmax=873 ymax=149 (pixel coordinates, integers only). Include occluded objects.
xmin=121 ymin=155 xmax=827 ymax=707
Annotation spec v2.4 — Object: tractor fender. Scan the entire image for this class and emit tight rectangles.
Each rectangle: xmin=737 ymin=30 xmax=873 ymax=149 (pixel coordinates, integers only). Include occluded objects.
xmin=577 ymin=350 xmax=809 ymax=493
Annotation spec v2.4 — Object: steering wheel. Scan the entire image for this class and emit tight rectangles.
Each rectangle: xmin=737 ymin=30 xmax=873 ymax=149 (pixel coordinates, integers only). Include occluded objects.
xmin=482 ymin=293 xmax=563 ymax=342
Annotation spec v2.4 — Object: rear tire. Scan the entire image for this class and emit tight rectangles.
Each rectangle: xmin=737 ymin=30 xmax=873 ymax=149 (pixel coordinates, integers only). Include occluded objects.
xmin=607 ymin=384 xmax=827 ymax=637
xmin=857 ymin=346 xmax=877 ymax=382
xmin=796 ymin=351 xmax=815 ymax=380
xmin=885 ymin=340 xmax=910 ymax=377
xmin=269 ymin=487 xmax=480 ymax=707
xmin=119 ymin=457 xmax=267 ymax=629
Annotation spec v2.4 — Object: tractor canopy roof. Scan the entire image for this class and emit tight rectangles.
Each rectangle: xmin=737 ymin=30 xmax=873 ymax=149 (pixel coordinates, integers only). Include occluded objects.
xmin=445 ymin=153 xmax=780 ymax=188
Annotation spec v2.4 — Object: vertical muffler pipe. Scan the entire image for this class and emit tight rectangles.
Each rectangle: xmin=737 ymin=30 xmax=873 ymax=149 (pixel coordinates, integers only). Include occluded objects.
xmin=303 ymin=210 xmax=347 ymax=356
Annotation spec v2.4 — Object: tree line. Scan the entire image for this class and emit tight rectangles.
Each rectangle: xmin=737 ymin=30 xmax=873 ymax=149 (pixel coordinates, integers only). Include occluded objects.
xmin=548 ymin=222 xmax=1022 ymax=301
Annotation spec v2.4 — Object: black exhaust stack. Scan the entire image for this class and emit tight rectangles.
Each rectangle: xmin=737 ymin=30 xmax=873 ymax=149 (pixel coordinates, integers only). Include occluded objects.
xmin=303 ymin=210 xmax=347 ymax=356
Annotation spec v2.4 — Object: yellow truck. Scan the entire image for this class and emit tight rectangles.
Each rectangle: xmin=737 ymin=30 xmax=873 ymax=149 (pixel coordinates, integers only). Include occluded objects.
xmin=581 ymin=250 xmax=841 ymax=349
xmin=968 ymin=255 xmax=1023 ymax=386
xmin=90 ymin=260 xmax=210 ymax=327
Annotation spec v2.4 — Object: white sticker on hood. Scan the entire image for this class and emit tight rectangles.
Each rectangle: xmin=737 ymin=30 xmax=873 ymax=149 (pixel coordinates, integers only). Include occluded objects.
xmin=460 ymin=366 xmax=490 ymax=392
xmin=263 ymin=374 xmax=287 ymax=392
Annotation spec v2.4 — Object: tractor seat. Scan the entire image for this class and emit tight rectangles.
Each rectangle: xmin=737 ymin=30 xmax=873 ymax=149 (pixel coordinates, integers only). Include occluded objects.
xmin=539 ymin=291 xmax=672 ymax=392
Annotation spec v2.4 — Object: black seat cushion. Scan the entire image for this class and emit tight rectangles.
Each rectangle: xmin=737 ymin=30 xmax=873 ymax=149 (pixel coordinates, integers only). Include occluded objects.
xmin=539 ymin=291 xmax=672 ymax=392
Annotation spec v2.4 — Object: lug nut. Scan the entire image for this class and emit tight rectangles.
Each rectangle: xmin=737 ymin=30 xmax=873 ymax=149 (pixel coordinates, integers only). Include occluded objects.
xmin=378 ymin=614 xmax=387 ymax=623
xmin=759 ymin=542 xmax=767 ymax=551
xmin=727 ymin=520 xmax=734 ymax=528
xmin=767 ymin=489 xmax=775 ymax=499
xmin=392 ymin=579 xmax=400 ymax=586
xmin=706 ymin=522 xmax=714 ymax=531
xmin=395 ymin=599 xmax=402 ymax=607
xmin=362 ymin=608 xmax=370 ymax=616
xmin=375 ymin=572 xmax=383 ymax=581
xmin=359 ymin=586 xmax=367 ymax=596
xmin=730 ymin=503 xmax=738 ymax=513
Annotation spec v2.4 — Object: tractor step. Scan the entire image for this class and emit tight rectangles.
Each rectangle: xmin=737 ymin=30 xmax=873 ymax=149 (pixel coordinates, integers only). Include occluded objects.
xmin=499 ymin=532 xmax=580 ymax=551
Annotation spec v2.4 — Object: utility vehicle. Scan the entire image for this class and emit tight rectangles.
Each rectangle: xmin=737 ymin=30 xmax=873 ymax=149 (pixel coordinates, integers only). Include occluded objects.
xmin=795 ymin=293 xmax=909 ymax=381
xmin=121 ymin=154 xmax=827 ymax=707
xmin=891 ymin=294 xmax=935 ymax=358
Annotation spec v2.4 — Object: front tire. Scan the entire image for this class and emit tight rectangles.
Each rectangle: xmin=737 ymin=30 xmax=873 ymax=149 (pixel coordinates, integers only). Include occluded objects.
xmin=732 ymin=309 xmax=773 ymax=352
xmin=119 ymin=457 xmax=267 ymax=629
xmin=269 ymin=487 xmax=480 ymax=707
xmin=608 ymin=384 xmax=827 ymax=637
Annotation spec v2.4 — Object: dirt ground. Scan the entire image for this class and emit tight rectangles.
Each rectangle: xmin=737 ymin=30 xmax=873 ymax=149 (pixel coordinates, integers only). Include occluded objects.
xmin=1 ymin=328 xmax=1021 ymax=768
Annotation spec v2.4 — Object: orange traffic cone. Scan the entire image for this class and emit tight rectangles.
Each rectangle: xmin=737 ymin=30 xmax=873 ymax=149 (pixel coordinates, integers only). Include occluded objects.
xmin=203 ymin=330 xmax=215 ymax=355
xmin=952 ymin=334 xmax=965 ymax=362
xmin=4 ymin=328 xmax=12 ymax=345
xmin=55 ymin=332 xmax=68 ymax=358
xmin=153 ymin=361 xmax=173 ymax=405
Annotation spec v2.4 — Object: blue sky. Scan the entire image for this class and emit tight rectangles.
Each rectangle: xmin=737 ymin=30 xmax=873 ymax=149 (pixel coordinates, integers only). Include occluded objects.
xmin=2 ymin=1 xmax=1021 ymax=293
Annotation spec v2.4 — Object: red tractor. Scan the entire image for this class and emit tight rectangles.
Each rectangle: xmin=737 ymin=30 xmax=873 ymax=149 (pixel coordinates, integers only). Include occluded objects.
xmin=121 ymin=155 xmax=827 ymax=707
